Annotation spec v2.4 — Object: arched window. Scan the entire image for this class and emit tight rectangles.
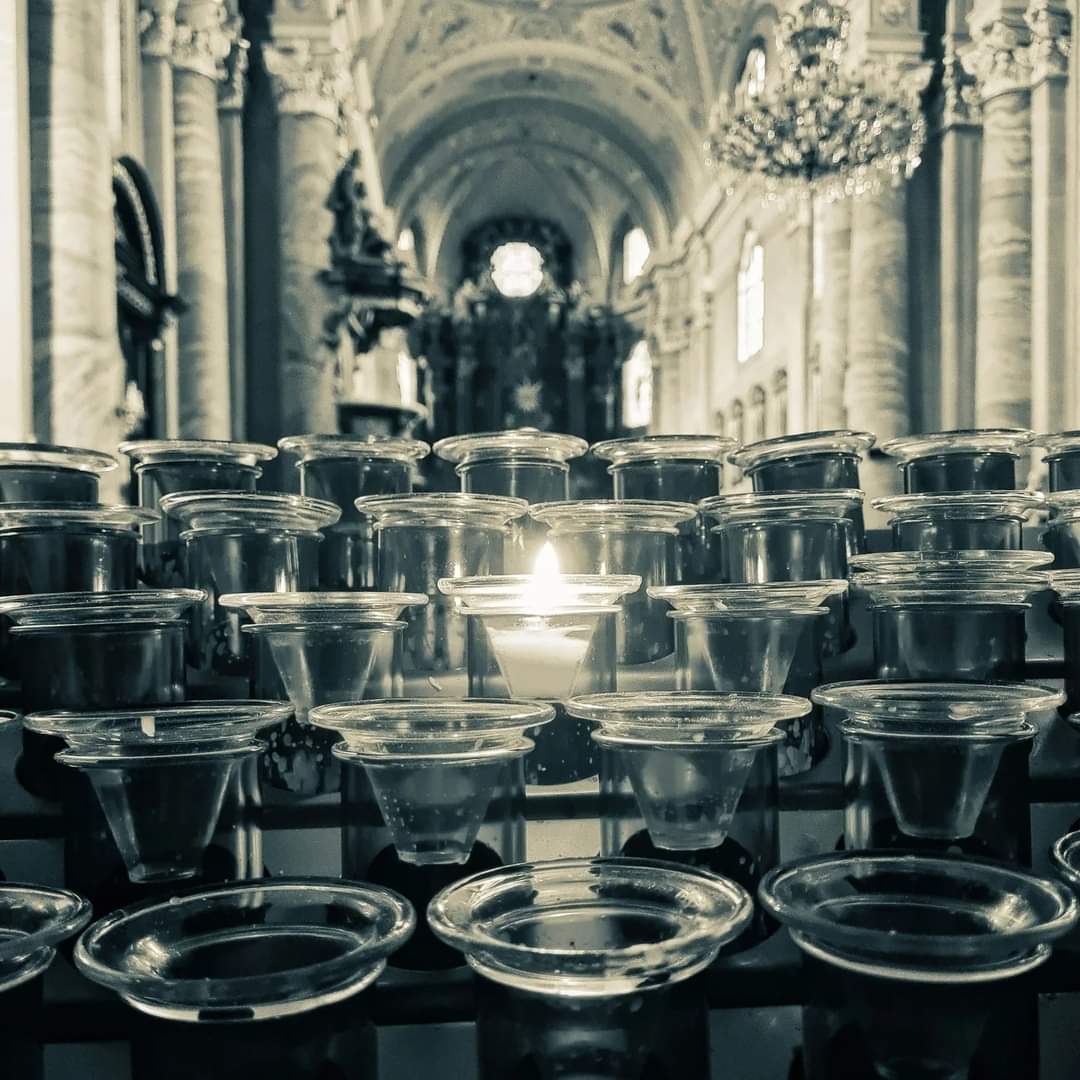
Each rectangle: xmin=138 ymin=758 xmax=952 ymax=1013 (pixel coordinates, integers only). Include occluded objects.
xmin=490 ymin=241 xmax=545 ymax=298
xmin=750 ymin=385 xmax=767 ymax=442
xmin=772 ymin=370 xmax=788 ymax=436
xmin=622 ymin=340 xmax=654 ymax=429
xmin=737 ymin=233 xmax=765 ymax=364
xmin=397 ymin=227 xmax=415 ymax=253
xmin=742 ymin=44 xmax=767 ymax=101
xmin=623 ymin=226 xmax=651 ymax=285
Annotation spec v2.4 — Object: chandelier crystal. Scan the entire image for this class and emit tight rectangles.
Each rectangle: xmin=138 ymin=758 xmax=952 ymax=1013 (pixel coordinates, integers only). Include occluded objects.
xmin=706 ymin=0 xmax=927 ymax=199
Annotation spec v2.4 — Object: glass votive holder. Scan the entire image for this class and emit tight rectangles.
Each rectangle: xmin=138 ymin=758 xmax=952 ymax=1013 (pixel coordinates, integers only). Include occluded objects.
xmin=759 ymin=852 xmax=1077 ymax=1080
xmin=26 ymin=701 xmax=290 ymax=888
xmin=1050 ymin=829 xmax=1080 ymax=956
xmin=879 ymin=428 xmax=1036 ymax=493
xmin=1036 ymin=431 xmax=1080 ymax=493
xmin=75 ymin=878 xmax=414 ymax=1080
xmin=356 ymin=493 xmax=529 ymax=696
xmin=0 ymin=883 xmax=93 ymax=1080
xmin=528 ymin=500 xmax=698 ymax=681
xmin=0 ymin=442 xmax=117 ymax=503
xmin=160 ymin=492 xmax=340 ymax=694
xmin=591 ymin=435 xmax=736 ymax=582
xmin=649 ymin=581 xmax=847 ymax=776
xmin=873 ymin=490 xmax=1045 ymax=552
xmin=427 ymin=856 xmax=752 ymax=1080
xmin=119 ymin=440 xmax=276 ymax=587
xmin=1050 ymin=569 xmax=1080 ymax=715
xmin=1044 ymin=490 xmax=1080 ymax=569
xmin=815 ymin=680 xmax=1061 ymax=864
xmin=279 ymin=434 xmax=429 ymax=590
xmin=568 ymin=690 xmax=809 ymax=949
xmin=849 ymin=551 xmax=1051 ymax=681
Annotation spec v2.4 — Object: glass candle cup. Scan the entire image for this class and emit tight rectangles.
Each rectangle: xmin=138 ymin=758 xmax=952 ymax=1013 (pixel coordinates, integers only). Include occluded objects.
xmin=591 ymin=435 xmax=736 ymax=582
xmin=849 ymin=551 xmax=1051 ymax=681
xmin=879 ymin=428 xmax=1036 ymax=493
xmin=1044 ymin=490 xmax=1080 ymax=569
xmin=161 ymin=492 xmax=340 ymax=694
xmin=568 ymin=691 xmax=809 ymax=950
xmin=26 ymin=701 xmax=290 ymax=887
xmin=279 ymin=434 xmax=429 ymax=591
xmin=529 ymin=500 xmax=698 ymax=679
xmin=650 ymin=581 xmax=847 ymax=776
xmin=427 ymin=857 xmax=752 ymax=1080
xmin=702 ymin=490 xmax=863 ymax=656
xmin=873 ymin=490 xmax=1044 ymax=552
xmin=75 ymin=878 xmax=414 ymax=1080
xmin=815 ymin=680 xmax=1061 ymax=864
xmin=759 ymin=852 xmax=1077 ymax=1080
xmin=729 ymin=430 xmax=875 ymax=553
xmin=1050 ymin=569 xmax=1080 ymax=715
xmin=356 ymin=494 xmax=529 ymax=696
xmin=311 ymin=698 xmax=553 ymax=970
xmin=119 ymin=440 xmax=276 ymax=587
xmin=0 ymin=443 xmax=117 ymax=503
xmin=1050 ymin=829 xmax=1080 ymax=955
xmin=441 ymin=571 xmax=638 ymax=787
xmin=1036 ymin=431 xmax=1080 ymax=493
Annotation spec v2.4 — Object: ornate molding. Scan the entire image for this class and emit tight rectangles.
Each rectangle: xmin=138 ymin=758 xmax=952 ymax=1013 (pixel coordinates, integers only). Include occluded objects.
xmin=137 ymin=0 xmax=178 ymax=60
xmin=962 ymin=12 xmax=1033 ymax=100
xmin=172 ymin=5 xmax=239 ymax=80
xmin=218 ymin=35 xmax=250 ymax=110
xmin=263 ymin=38 xmax=353 ymax=123
xmin=1025 ymin=0 xmax=1072 ymax=83
xmin=942 ymin=37 xmax=983 ymax=127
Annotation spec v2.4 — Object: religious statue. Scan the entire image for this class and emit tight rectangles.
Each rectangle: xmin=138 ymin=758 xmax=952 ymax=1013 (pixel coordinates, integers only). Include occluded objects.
xmin=325 ymin=150 xmax=392 ymax=268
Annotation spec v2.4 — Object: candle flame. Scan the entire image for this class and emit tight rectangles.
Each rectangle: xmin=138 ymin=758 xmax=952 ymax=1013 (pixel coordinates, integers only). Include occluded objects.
xmin=523 ymin=542 xmax=572 ymax=611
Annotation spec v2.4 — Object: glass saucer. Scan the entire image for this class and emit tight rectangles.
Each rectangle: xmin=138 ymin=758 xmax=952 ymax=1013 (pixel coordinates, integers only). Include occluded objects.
xmin=120 ymin=440 xmax=278 ymax=466
xmin=221 ymin=591 xmax=427 ymax=622
xmin=160 ymin=492 xmax=341 ymax=533
xmin=879 ymin=429 xmax=1035 ymax=462
xmin=0 ymin=883 xmax=91 ymax=966
xmin=440 ymin=573 xmax=641 ymax=611
xmin=0 ymin=444 xmax=117 ymax=474
xmin=648 ymin=580 xmax=847 ymax=612
xmin=355 ymin=492 xmax=529 ymax=527
xmin=849 ymin=550 xmax=1053 ymax=574
xmin=0 ymin=503 xmax=159 ymax=531
xmin=529 ymin=500 xmax=698 ymax=532
xmin=591 ymin=435 xmax=737 ymax=465
xmin=728 ymin=430 xmax=875 ymax=471
xmin=279 ymin=434 xmax=430 ymax=464
xmin=700 ymin=489 xmax=863 ymax=522
xmin=0 ymin=589 xmax=204 ymax=626
xmin=434 ymin=430 xmax=587 ymax=465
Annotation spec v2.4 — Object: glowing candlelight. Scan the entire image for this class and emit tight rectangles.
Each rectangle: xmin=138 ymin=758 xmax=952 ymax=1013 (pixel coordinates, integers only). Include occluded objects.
xmin=521 ymin=542 xmax=575 ymax=611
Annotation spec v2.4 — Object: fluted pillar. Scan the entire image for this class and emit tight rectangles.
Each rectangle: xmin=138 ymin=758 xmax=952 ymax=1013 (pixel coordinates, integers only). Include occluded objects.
xmin=964 ymin=3 xmax=1034 ymax=429
xmin=28 ymin=0 xmax=126 ymax=457
xmin=263 ymin=38 xmax=346 ymax=435
xmin=816 ymin=198 xmax=851 ymax=429
xmin=172 ymin=0 xmax=234 ymax=437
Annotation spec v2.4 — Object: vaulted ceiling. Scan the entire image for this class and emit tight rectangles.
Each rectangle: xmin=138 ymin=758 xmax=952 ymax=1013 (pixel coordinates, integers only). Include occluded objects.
xmin=366 ymin=0 xmax=759 ymax=295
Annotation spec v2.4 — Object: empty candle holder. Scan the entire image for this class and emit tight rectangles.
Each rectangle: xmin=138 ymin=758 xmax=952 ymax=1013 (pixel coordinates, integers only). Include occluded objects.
xmin=441 ymin=554 xmax=636 ymax=786
xmin=729 ymin=430 xmax=875 ymax=553
xmin=75 ymin=878 xmax=414 ymax=1080
xmin=815 ymin=681 xmax=1060 ymax=864
xmin=355 ymin=493 xmax=529 ymax=696
xmin=119 ymin=440 xmax=276 ymax=587
xmin=529 ymin=500 xmax=698 ymax=684
xmin=702 ymin=490 xmax=862 ymax=656
xmin=26 ymin=701 xmax=290 ymax=886
xmin=759 ymin=852 xmax=1077 ymax=1080
xmin=1044 ymin=491 xmax=1080 ymax=569
xmin=279 ymin=434 xmax=429 ymax=590
xmin=1050 ymin=570 xmax=1080 ymax=715
xmin=568 ymin=691 xmax=806 ymax=950
xmin=311 ymin=698 xmax=552 ymax=970
xmin=0 ymin=883 xmax=92 ymax=1080
xmin=650 ymin=581 xmax=847 ymax=775
xmin=591 ymin=435 xmax=736 ymax=582
xmin=161 ymin=492 xmax=340 ymax=694
xmin=879 ymin=428 xmax=1036 ymax=493
xmin=873 ymin=490 xmax=1045 ymax=552
xmin=428 ymin=856 xmax=752 ymax=1079
xmin=1036 ymin=431 xmax=1080 ymax=493
xmin=0 ymin=443 xmax=117 ymax=503
xmin=849 ymin=551 xmax=1051 ymax=681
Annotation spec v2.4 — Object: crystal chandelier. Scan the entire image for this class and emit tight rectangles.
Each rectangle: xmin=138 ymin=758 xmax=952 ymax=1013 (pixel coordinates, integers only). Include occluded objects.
xmin=706 ymin=0 xmax=926 ymax=198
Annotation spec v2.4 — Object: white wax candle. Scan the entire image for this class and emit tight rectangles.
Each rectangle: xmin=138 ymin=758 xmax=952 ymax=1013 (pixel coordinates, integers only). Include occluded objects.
xmin=486 ymin=625 xmax=591 ymax=700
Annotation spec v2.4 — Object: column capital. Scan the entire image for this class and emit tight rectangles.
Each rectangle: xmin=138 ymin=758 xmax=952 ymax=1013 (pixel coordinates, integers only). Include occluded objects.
xmin=1025 ymin=0 xmax=1072 ymax=84
xmin=962 ymin=4 xmax=1033 ymax=100
xmin=218 ymin=35 xmax=250 ymax=110
xmin=173 ymin=1 xmax=239 ymax=80
xmin=942 ymin=37 xmax=984 ymax=127
xmin=137 ymin=0 xmax=179 ymax=59
xmin=263 ymin=38 xmax=353 ymax=123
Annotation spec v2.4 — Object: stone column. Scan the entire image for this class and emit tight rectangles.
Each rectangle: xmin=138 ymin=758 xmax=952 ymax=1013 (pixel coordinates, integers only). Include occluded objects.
xmin=218 ymin=31 xmax=248 ymax=439
xmin=816 ymin=198 xmax=851 ymax=429
xmin=138 ymin=0 xmax=180 ymax=436
xmin=263 ymin=37 xmax=347 ymax=435
xmin=28 ymin=0 xmax=127 ymax=458
xmin=963 ymin=3 xmax=1034 ymax=429
xmin=1026 ymin=0 xmax=1071 ymax=437
xmin=172 ymin=0 xmax=235 ymax=438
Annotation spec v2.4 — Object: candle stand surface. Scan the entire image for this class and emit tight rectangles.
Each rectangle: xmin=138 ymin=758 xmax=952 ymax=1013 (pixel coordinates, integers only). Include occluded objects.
xmin=879 ymin=428 xmax=1036 ymax=493
xmin=428 ymin=857 xmax=752 ymax=1080
xmin=119 ymin=440 xmax=275 ymax=587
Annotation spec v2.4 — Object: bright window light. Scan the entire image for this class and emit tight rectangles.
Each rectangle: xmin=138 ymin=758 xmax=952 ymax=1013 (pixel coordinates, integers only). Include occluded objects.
xmin=491 ymin=242 xmax=545 ymax=298
xmin=623 ymin=227 xmax=651 ymax=284
xmin=737 ymin=238 xmax=765 ymax=364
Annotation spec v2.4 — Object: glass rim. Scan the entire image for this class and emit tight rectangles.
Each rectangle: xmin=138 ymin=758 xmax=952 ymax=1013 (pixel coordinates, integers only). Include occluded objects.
xmin=310 ymin=698 xmax=556 ymax=736
xmin=593 ymin=725 xmax=787 ymax=749
xmin=590 ymin=434 xmax=737 ymax=465
xmin=812 ymin=680 xmax=1063 ymax=721
xmin=439 ymin=574 xmax=642 ymax=606
xmin=0 ymin=589 xmax=205 ymax=624
xmin=700 ymin=489 xmax=863 ymax=520
xmin=242 ymin=619 xmax=406 ymax=636
xmin=0 ymin=503 xmax=160 ymax=529
xmin=878 ymin=428 xmax=1036 ymax=462
xmin=119 ymin=439 xmax=278 ymax=465
xmin=648 ymin=580 xmax=847 ymax=611
xmin=872 ymin=490 xmax=1046 ymax=517
xmin=1051 ymin=829 xmax=1080 ymax=892
xmin=1050 ymin=569 xmax=1080 ymax=602
xmin=1048 ymin=490 xmax=1080 ymax=512
xmin=427 ymin=856 xmax=753 ymax=996
xmin=160 ymin=491 xmax=342 ymax=531
xmin=278 ymin=434 xmax=430 ymax=464
xmin=73 ymin=877 xmax=415 ymax=1020
xmin=434 ymin=429 xmax=587 ymax=464
xmin=758 ymin=851 xmax=1077 ymax=973
xmin=840 ymin=716 xmax=1036 ymax=741
xmin=566 ymin=690 xmax=813 ymax=725
xmin=0 ymin=883 xmax=93 ymax=967
xmin=1035 ymin=431 xmax=1080 ymax=458
xmin=0 ymin=442 xmax=118 ymax=474
xmin=220 ymin=591 xmax=428 ymax=613
xmin=728 ymin=429 xmax=875 ymax=470
xmin=529 ymin=499 xmax=698 ymax=531
xmin=0 ymin=948 xmax=56 ymax=996
xmin=355 ymin=492 xmax=529 ymax=526
xmin=849 ymin=550 xmax=1053 ymax=574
